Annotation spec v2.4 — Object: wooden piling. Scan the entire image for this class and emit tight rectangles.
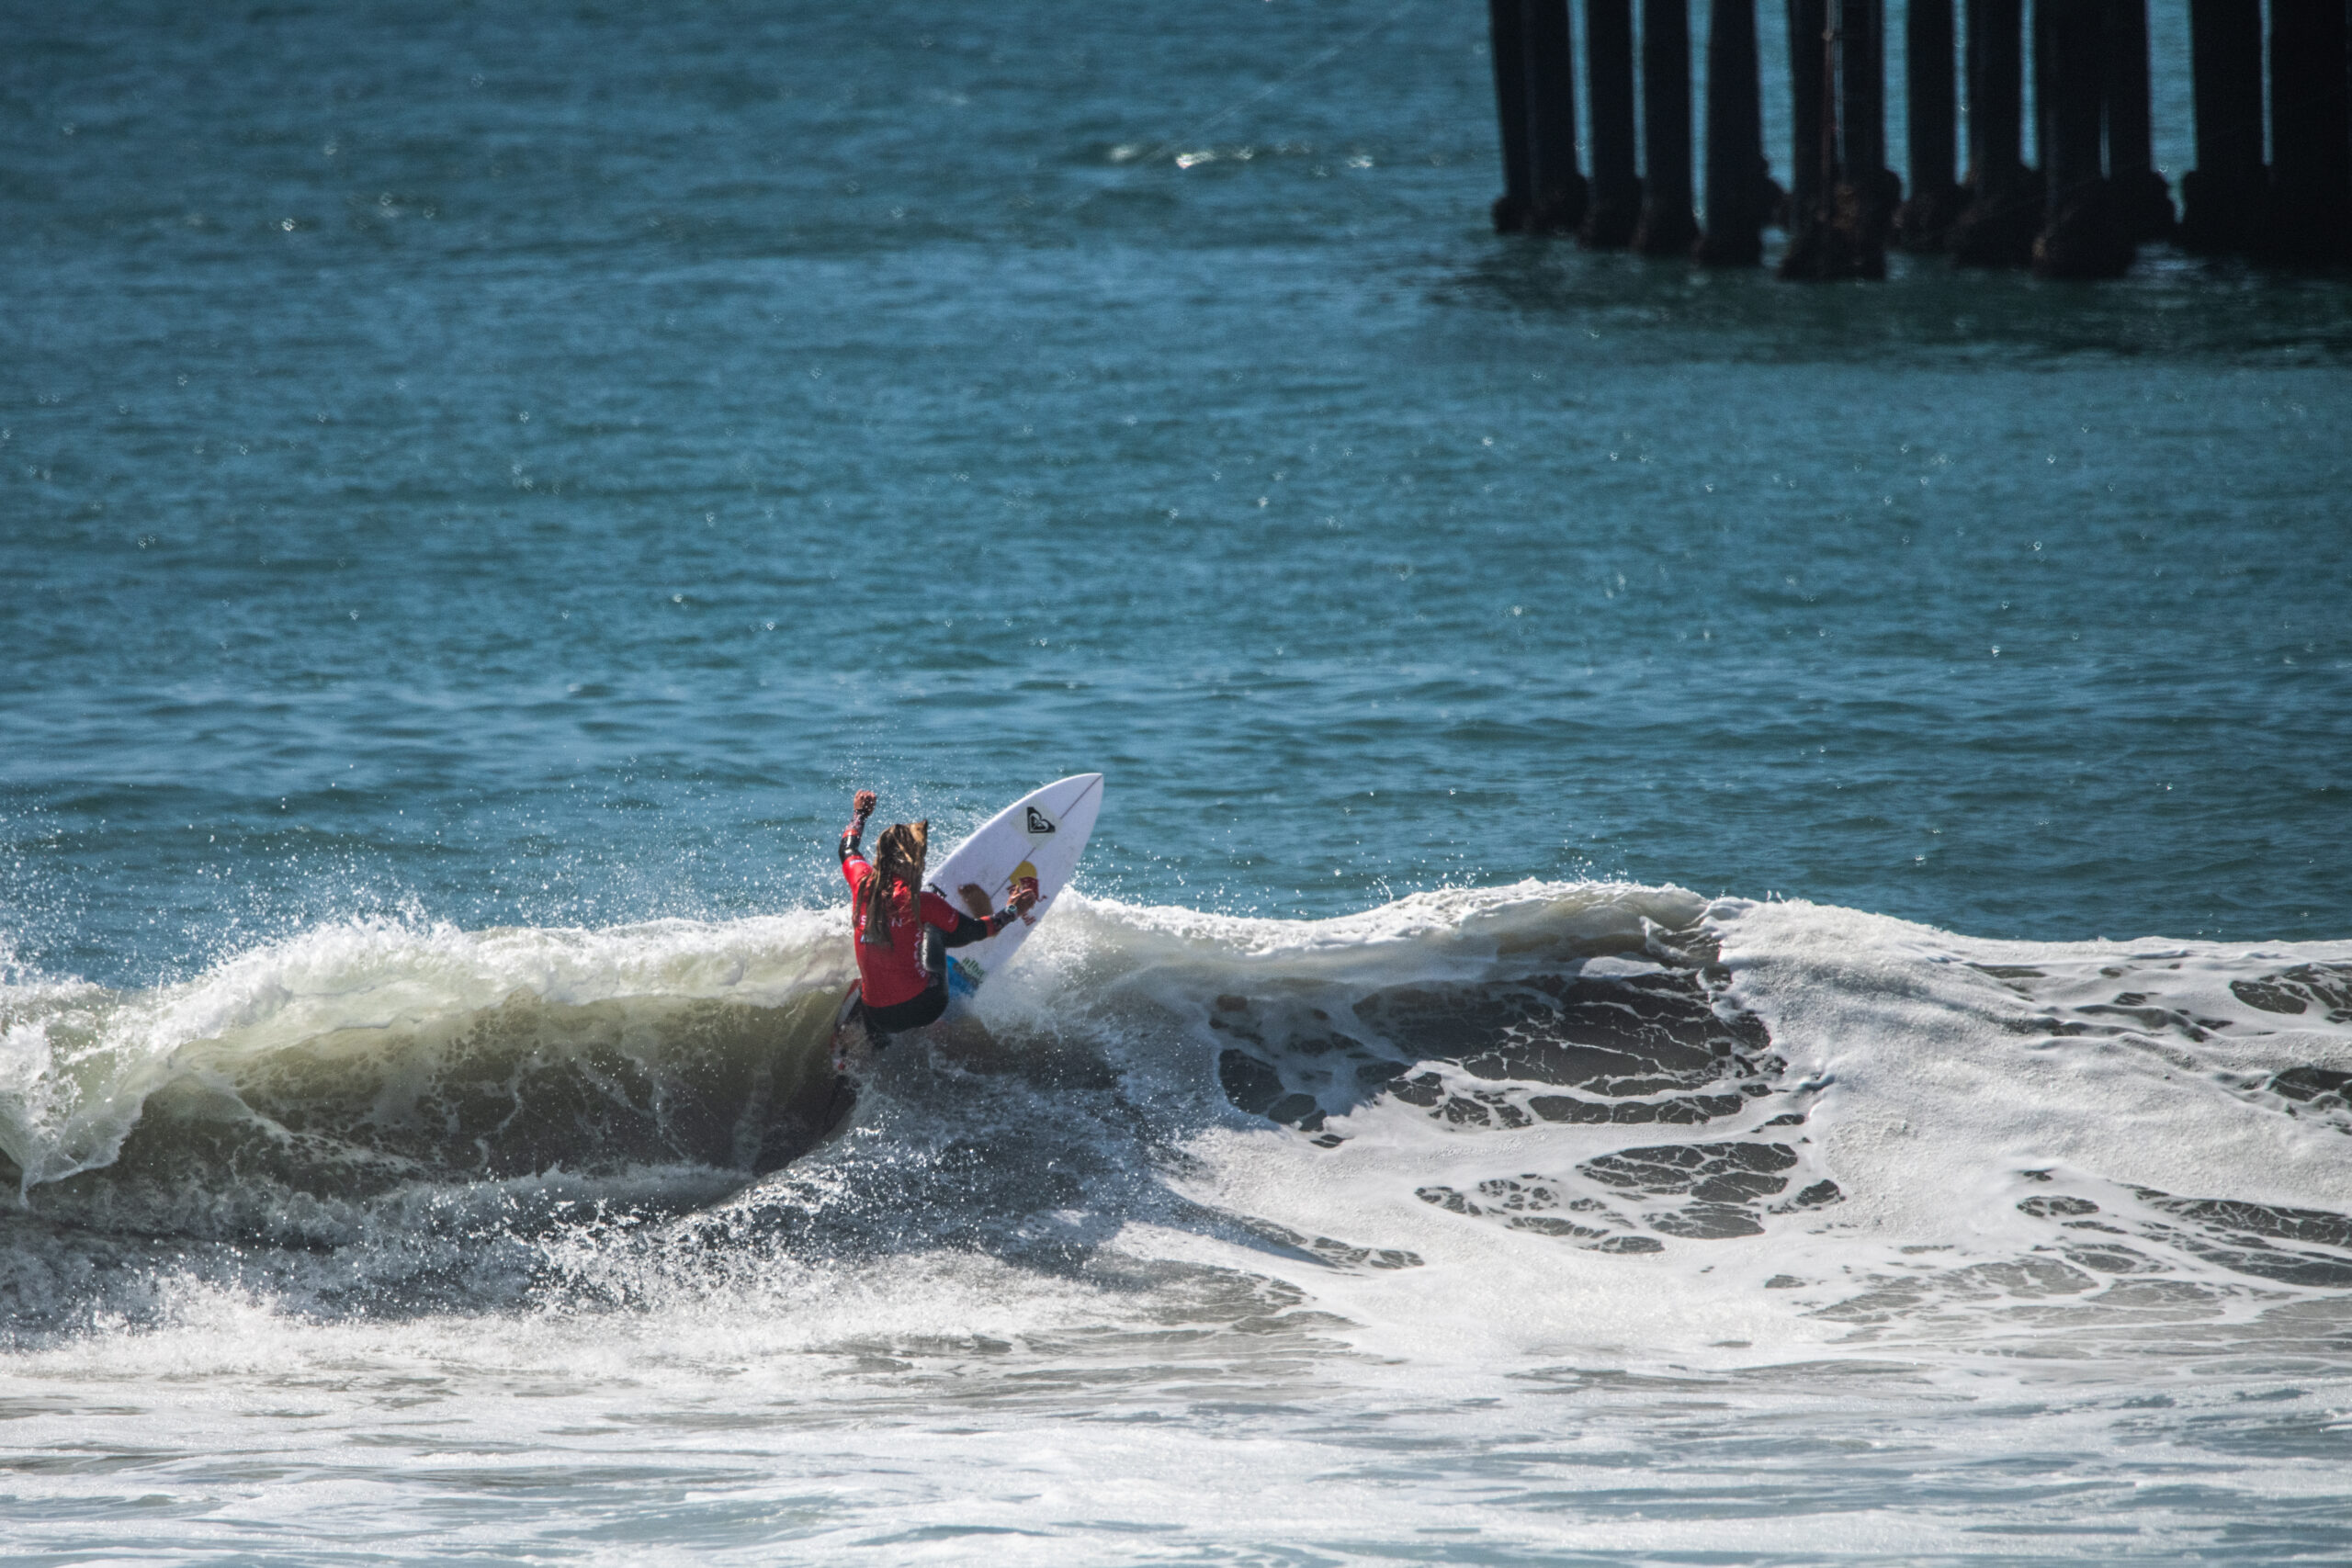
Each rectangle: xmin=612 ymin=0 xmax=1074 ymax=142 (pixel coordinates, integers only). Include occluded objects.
xmin=1781 ymin=0 xmax=1829 ymax=273
xmin=2267 ymin=0 xmax=2352 ymax=265
xmin=1697 ymin=0 xmax=1777 ymax=264
xmin=2103 ymin=0 xmax=2175 ymax=240
xmin=1951 ymin=0 xmax=2041 ymax=265
xmin=2035 ymin=0 xmax=2133 ymax=276
xmin=1896 ymin=0 xmax=1963 ymax=248
xmin=1841 ymin=0 xmax=1894 ymax=272
xmin=1582 ymin=0 xmax=1644 ymax=246
xmin=1969 ymin=0 xmax=2026 ymax=176
xmin=1838 ymin=0 xmax=1888 ymax=194
xmin=1777 ymin=0 xmax=1839 ymax=276
xmin=1636 ymin=0 xmax=1702 ymax=252
xmin=2181 ymin=0 xmax=2264 ymax=254
xmin=1488 ymin=0 xmax=1533 ymax=231
xmin=1781 ymin=0 xmax=1883 ymax=277
xmin=1520 ymin=0 xmax=1590 ymax=233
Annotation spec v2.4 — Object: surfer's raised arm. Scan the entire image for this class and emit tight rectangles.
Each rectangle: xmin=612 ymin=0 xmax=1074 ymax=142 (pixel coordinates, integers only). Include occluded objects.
xmin=838 ymin=789 xmax=877 ymax=869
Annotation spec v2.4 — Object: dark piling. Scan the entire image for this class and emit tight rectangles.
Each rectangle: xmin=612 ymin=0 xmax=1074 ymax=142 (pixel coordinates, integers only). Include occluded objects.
xmin=1781 ymin=0 xmax=1829 ymax=269
xmin=1781 ymin=0 xmax=1883 ymax=276
xmin=1779 ymin=0 xmax=1836 ymax=275
xmin=2181 ymin=0 xmax=2264 ymax=254
xmin=1896 ymin=0 xmax=1964 ymax=248
xmin=1839 ymin=0 xmax=1895 ymax=244
xmin=1636 ymin=0 xmax=1702 ymax=253
xmin=1951 ymin=0 xmax=2041 ymax=265
xmin=1488 ymin=0 xmax=1533 ymax=231
xmin=2103 ymin=0 xmax=2176 ymax=240
xmin=2034 ymin=0 xmax=2134 ymax=276
xmin=1521 ymin=0 xmax=1590 ymax=232
xmin=1698 ymin=0 xmax=1777 ymax=264
xmin=2267 ymin=0 xmax=2352 ymax=265
xmin=1583 ymin=0 xmax=1644 ymax=246
xmin=1784 ymin=0 xmax=1891 ymax=276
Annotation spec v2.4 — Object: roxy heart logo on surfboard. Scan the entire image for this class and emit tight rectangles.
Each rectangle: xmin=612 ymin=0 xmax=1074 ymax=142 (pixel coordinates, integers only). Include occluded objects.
xmin=1024 ymin=807 xmax=1057 ymax=837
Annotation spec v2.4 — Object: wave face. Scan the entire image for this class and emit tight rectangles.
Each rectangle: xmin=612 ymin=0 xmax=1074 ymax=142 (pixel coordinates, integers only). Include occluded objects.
xmin=0 ymin=915 xmax=853 ymax=1285
xmin=5 ymin=885 xmax=2349 ymax=1350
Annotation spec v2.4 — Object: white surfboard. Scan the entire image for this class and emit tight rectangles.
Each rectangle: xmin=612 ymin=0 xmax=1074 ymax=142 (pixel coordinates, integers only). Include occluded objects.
xmin=927 ymin=772 xmax=1103 ymax=1007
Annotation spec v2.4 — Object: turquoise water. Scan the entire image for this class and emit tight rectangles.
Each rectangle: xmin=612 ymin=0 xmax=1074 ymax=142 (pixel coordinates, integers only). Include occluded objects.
xmin=7 ymin=0 xmax=2348 ymax=982
xmin=5 ymin=3 xmax=2351 ymax=1562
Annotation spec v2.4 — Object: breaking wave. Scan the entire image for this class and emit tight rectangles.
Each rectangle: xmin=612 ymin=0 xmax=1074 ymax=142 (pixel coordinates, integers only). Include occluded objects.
xmin=4 ymin=886 xmax=2350 ymax=1353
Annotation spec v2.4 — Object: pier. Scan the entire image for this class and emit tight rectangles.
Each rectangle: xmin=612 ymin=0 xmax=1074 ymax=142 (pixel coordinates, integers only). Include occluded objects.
xmin=1487 ymin=0 xmax=2352 ymax=275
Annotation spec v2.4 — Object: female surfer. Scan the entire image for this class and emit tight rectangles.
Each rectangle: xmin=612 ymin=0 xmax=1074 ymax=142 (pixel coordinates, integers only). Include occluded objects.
xmin=839 ymin=789 xmax=1037 ymax=1037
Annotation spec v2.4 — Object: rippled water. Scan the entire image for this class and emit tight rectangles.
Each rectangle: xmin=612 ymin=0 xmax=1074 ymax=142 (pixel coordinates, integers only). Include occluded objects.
xmin=5 ymin=1 xmax=2350 ymax=1562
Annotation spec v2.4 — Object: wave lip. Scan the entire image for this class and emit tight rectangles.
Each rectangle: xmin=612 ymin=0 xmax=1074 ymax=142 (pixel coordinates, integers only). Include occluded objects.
xmin=0 ymin=911 xmax=852 ymax=1213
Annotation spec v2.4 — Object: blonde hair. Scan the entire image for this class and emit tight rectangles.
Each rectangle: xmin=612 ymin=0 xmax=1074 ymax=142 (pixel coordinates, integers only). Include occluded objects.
xmin=858 ymin=819 xmax=929 ymax=948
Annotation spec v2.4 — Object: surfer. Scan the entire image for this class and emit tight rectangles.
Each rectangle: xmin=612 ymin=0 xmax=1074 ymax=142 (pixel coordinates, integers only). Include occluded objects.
xmin=839 ymin=790 xmax=1037 ymax=1037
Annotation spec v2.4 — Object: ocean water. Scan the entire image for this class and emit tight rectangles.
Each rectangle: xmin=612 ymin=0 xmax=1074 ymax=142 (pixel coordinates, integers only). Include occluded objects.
xmin=5 ymin=1 xmax=2351 ymax=1562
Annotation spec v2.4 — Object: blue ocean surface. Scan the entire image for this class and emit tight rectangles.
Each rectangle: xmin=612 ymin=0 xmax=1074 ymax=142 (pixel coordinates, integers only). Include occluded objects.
xmin=3 ymin=2 xmax=2350 ymax=1563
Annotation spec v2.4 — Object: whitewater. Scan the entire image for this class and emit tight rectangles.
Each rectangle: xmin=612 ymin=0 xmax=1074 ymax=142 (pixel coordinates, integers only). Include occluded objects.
xmin=5 ymin=886 xmax=2348 ymax=1560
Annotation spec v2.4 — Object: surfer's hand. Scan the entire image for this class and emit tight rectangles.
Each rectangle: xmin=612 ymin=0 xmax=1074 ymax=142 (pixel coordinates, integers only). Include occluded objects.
xmin=853 ymin=791 xmax=876 ymax=818
xmin=1010 ymin=875 xmax=1040 ymax=915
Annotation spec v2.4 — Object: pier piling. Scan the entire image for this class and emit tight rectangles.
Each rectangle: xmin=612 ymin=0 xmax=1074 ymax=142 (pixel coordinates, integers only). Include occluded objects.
xmin=1698 ymin=0 xmax=1776 ymax=264
xmin=2182 ymin=0 xmax=2265 ymax=254
xmin=1487 ymin=0 xmax=1533 ymax=231
xmin=1781 ymin=0 xmax=1826 ymax=261
xmin=2267 ymin=0 xmax=2352 ymax=265
xmin=2034 ymin=0 xmax=2134 ymax=276
xmin=2103 ymin=0 xmax=2176 ymax=240
xmin=1636 ymin=0 xmax=1702 ymax=252
xmin=1896 ymin=0 xmax=1964 ymax=248
xmin=1839 ymin=0 xmax=1895 ymax=255
xmin=1783 ymin=0 xmax=1892 ymax=276
xmin=1951 ymin=0 xmax=2041 ymax=265
xmin=1582 ymin=0 xmax=1644 ymax=246
xmin=1779 ymin=0 xmax=1838 ymax=275
xmin=1521 ymin=0 xmax=1590 ymax=232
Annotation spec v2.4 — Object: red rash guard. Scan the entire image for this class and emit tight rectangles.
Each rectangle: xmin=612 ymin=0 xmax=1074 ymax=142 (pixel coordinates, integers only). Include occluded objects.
xmin=841 ymin=854 xmax=967 ymax=1009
